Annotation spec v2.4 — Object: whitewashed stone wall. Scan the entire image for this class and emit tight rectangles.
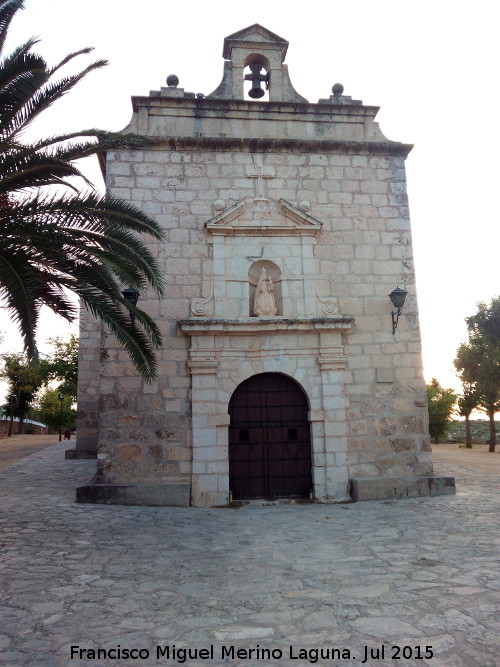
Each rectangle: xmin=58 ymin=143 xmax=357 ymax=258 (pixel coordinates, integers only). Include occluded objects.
xmin=75 ymin=145 xmax=433 ymax=504
xmin=76 ymin=25 xmax=435 ymax=505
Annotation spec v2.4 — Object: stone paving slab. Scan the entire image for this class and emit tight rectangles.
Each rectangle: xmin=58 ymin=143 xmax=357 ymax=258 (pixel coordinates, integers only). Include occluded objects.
xmin=0 ymin=443 xmax=499 ymax=667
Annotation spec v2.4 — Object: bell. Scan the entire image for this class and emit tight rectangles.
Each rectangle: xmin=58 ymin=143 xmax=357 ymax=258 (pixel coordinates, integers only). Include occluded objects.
xmin=248 ymin=81 xmax=265 ymax=99
xmin=245 ymin=62 xmax=268 ymax=99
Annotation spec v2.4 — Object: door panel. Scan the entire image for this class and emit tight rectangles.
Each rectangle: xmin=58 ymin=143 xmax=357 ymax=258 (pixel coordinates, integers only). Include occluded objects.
xmin=229 ymin=373 xmax=312 ymax=500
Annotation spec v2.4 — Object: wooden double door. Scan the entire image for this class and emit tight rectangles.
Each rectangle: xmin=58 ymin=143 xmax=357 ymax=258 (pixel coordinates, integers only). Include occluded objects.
xmin=229 ymin=373 xmax=312 ymax=500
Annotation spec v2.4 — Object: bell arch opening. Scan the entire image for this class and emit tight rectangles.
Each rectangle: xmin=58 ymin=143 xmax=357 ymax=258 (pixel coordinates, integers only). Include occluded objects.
xmin=243 ymin=54 xmax=270 ymax=101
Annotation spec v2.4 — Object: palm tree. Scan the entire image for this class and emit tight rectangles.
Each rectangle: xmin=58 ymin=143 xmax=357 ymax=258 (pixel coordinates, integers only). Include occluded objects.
xmin=0 ymin=0 xmax=164 ymax=381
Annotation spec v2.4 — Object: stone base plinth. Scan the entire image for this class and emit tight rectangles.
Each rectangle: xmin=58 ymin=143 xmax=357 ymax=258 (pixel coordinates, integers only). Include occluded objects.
xmin=65 ymin=449 xmax=97 ymax=459
xmin=65 ymin=435 xmax=98 ymax=460
xmin=76 ymin=478 xmax=190 ymax=507
xmin=351 ymin=476 xmax=456 ymax=502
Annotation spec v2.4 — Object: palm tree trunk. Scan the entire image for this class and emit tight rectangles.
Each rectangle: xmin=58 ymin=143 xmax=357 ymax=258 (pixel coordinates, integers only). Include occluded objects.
xmin=17 ymin=416 xmax=24 ymax=435
xmin=8 ymin=415 xmax=14 ymax=437
xmin=465 ymin=415 xmax=472 ymax=448
xmin=488 ymin=405 xmax=496 ymax=452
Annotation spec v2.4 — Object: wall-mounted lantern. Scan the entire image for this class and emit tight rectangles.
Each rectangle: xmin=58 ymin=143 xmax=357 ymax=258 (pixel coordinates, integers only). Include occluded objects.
xmin=389 ymin=287 xmax=408 ymax=334
xmin=121 ymin=287 xmax=140 ymax=322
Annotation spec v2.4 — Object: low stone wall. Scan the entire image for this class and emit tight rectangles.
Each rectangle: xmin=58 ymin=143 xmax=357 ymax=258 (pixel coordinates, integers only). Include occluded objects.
xmin=0 ymin=419 xmax=48 ymax=437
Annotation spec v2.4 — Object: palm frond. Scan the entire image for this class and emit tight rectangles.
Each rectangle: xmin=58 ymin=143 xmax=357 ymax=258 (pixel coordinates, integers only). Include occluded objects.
xmin=53 ymin=132 xmax=157 ymax=161
xmin=4 ymin=194 xmax=165 ymax=292
xmin=47 ymin=46 xmax=100 ymax=76
xmin=0 ymin=17 xmax=166 ymax=380
xmin=23 ymin=129 xmax=156 ymax=155
xmin=10 ymin=191 xmax=164 ymax=240
xmin=4 ymin=59 xmax=108 ymax=141
xmin=76 ymin=286 xmax=161 ymax=381
xmin=0 ymin=48 xmax=47 ymax=137
xmin=0 ymin=150 xmax=85 ymax=193
xmin=34 ymin=281 xmax=78 ymax=320
xmin=0 ymin=37 xmax=43 ymax=92
xmin=0 ymin=245 xmax=40 ymax=358
xmin=0 ymin=0 xmax=24 ymax=56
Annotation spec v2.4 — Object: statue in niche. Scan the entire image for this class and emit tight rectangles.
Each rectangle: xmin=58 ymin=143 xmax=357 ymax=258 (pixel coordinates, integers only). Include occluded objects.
xmin=253 ymin=267 xmax=277 ymax=316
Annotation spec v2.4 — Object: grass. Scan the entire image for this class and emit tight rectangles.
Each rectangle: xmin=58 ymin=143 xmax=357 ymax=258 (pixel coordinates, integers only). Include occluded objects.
xmin=447 ymin=419 xmax=499 ymax=443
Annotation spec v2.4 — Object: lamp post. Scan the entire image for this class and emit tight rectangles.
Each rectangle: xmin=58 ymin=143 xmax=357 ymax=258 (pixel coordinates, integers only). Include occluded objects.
xmin=121 ymin=287 xmax=140 ymax=322
xmin=389 ymin=287 xmax=408 ymax=334
xmin=58 ymin=393 xmax=64 ymax=441
xmin=7 ymin=394 xmax=15 ymax=438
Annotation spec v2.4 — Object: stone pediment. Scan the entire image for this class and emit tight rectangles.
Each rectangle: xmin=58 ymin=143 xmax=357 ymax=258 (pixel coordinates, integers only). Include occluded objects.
xmin=222 ymin=24 xmax=289 ymax=60
xmin=205 ymin=198 xmax=322 ymax=237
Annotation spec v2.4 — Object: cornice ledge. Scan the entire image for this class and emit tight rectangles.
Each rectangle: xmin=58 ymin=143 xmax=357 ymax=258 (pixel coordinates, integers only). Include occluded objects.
xmin=147 ymin=136 xmax=413 ymax=157
xmin=132 ymin=95 xmax=380 ymax=116
xmin=187 ymin=360 xmax=219 ymax=375
xmin=317 ymin=356 xmax=349 ymax=370
xmin=178 ymin=317 xmax=354 ymax=335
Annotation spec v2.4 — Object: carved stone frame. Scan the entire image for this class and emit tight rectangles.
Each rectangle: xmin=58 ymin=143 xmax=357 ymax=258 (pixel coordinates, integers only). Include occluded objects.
xmin=179 ymin=317 xmax=353 ymax=507
xmin=192 ymin=198 xmax=326 ymax=319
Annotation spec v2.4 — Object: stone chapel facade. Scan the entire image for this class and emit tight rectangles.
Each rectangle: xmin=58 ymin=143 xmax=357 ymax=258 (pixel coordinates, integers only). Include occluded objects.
xmin=74 ymin=25 xmax=455 ymax=506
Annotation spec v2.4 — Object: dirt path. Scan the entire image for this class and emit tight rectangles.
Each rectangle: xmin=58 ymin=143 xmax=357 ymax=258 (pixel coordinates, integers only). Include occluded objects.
xmin=431 ymin=441 xmax=500 ymax=473
xmin=0 ymin=434 xmax=66 ymax=467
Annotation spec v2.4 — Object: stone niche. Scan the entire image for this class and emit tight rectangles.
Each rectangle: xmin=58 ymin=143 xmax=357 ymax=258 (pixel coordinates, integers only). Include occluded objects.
xmin=75 ymin=23 xmax=454 ymax=506
xmin=248 ymin=260 xmax=282 ymax=317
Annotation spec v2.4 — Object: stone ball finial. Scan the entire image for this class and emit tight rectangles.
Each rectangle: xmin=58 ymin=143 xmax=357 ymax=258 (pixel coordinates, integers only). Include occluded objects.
xmin=213 ymin=199 xmax=226 ymax=211
xmin=166 ymin=74 xmax=179 ymax=88
xmin=332 ymin=83 xmax=344 ymax=96
xmin=298 ymin=201 xmax=311 ymax=212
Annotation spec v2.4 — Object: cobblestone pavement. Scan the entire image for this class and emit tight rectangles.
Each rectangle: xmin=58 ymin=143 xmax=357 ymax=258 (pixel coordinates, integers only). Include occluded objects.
xmin=0 ymin=443 xmax=498 ymax=667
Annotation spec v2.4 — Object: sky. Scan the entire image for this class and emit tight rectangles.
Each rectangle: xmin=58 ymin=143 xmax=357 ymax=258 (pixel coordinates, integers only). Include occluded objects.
xmin=1 ymin=0 xmax=498 ymax=406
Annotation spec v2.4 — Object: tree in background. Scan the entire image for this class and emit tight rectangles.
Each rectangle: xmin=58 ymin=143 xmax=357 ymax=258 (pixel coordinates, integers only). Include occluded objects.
xmin=32 ymin=335 xmax=79 ymax=432
xmin=426 ymin=378 xmax=457 ymax=444
xmin=456 ymin=384 xmax=480 ymax=448
xmin=0 ymin=352 xmax=43 ymax=434
xmin=42 ymin=335 xmax=78 ymax=402
xmin=0 ymin=0 xmax=165 ymax=380
xmin=0 ymin=337 xmax=78 ymax=434
xmin=34 ymin=389 xmax=75 ymax=433
xmin=455 ymin=297 xmax=499 ymax=452
xmin=467 ymin=297 xmax=500 ymax=345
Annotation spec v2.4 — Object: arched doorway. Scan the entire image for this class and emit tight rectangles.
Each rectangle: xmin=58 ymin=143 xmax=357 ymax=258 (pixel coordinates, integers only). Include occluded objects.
xmin=229 ymin=373 xmax=312 ymax=500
